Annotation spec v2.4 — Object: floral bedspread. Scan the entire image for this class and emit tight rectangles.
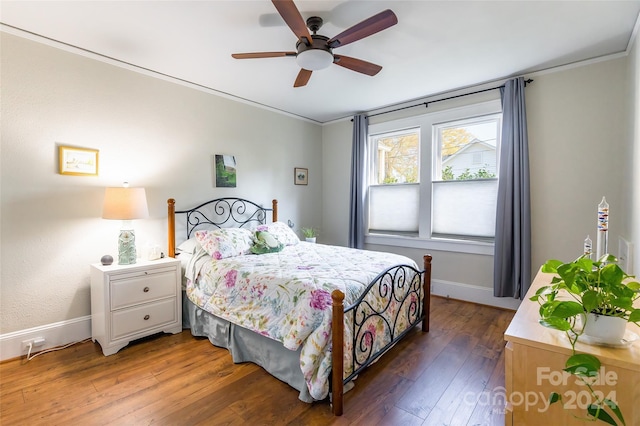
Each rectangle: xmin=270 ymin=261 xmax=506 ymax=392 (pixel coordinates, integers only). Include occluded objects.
xmin=185 ymin=241 xmax=419 ymax=400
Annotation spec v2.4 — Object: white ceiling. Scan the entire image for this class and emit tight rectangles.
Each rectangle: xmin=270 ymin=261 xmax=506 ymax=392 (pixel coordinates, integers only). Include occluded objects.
xmin=1 ymin=1 xmax=639 ymax=123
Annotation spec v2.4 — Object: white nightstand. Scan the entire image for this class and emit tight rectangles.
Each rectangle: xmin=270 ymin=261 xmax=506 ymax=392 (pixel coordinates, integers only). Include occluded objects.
xmin=90 ymin=257 xmax=182 ymax=356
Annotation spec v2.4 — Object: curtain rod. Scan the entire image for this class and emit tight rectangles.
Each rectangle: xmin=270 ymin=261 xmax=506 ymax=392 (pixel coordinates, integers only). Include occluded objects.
xmin=359 ymin=78 xmax=533 ymax=120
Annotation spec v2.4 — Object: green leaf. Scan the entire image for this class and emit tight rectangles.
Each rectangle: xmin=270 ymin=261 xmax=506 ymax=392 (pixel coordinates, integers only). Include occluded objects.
xmin=582 ymin=290 xmax=600 ymax=313
xmin=557 ymin=263 xmax=578 ymax=286
xmin=611 ymin=284 xmax=633 ymax=299
xmin=601 ymin=263 xmax=624 ymax=286
xmin=530 ymin=286 xmax=550 ymax=302
xmin=549 ymin=392 xmax=561 ymax=404
xmin=549 ymin=301 xmax=584 ymax=319
xmin=539 ymin=317 xmax=572 ymax=331
xmin=540 ymin=300 xmax=561 ymax=317
xmin=566 ymin=353 xmax=601 ymax=368
xmin=534 ymin=285 xmax=550 ymax=295
xmin=628 ymin=309 xmax=640 ymax=323
xmin=565 ymin=353 xmax=600 ymax=377
xmin=610 ymin=297 xmax=634 ymax=312
xmin=575 ymin=256 xmax=595 ymax=273
xmin=587 ymin=404 xmax=618 ymax=425
xmin=542 ymin=260 xmax=562 ymax=273
xmin=549 ymin=276 xmax=563 ymax=285
xmin=604 ymin=399 xmax=626 ymax=426
xmin=599 ymin=253 xmax=618 ymax=264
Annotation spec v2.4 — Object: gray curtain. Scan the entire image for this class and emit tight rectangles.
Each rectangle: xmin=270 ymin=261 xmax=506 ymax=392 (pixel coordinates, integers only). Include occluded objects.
xmin=494 ymin=77 xmax=532 ymax=299
xmin=349 ymin=114 xmax=367 ymax=249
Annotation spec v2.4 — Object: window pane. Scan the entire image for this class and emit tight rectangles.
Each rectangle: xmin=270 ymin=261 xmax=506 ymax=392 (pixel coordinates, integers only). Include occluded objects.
xmin=432 ymin=180 xmax=497 ymax=238
xmin=436 ymin=118 xmax=499 ymax=181
xmin=373 ymin=130 xmax=419 ymax=184
xmin=369 ymin=184 xmax=419 ymax=233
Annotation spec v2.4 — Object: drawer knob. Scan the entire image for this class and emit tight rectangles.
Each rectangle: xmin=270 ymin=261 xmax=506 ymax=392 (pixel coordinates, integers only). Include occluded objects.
xmin=143 ymin=287 xmax=150 ymax=293
xmin=144 ymin=314 xmax=150 ymax=320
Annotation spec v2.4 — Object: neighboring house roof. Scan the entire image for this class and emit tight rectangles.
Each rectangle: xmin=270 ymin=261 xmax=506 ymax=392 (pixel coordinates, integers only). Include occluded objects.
xmin=442 ymin=139 xmax=496 ymax=166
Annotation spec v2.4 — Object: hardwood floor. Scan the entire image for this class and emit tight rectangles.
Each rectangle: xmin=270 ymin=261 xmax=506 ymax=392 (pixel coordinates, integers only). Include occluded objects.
xmin=0 ymin=297 xmax=514 ymax=425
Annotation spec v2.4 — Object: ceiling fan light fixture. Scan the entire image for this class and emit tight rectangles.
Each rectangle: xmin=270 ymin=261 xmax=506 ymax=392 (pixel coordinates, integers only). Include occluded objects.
xmin=231 ymin=4 xmax=397 ymax=86
xmin=296 ymin=49 xmax=333 ymax=71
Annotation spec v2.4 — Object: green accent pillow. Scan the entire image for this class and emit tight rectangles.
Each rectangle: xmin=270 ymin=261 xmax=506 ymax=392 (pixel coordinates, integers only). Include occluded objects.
xmin=251 ymin=230 xmax=284 ymax=254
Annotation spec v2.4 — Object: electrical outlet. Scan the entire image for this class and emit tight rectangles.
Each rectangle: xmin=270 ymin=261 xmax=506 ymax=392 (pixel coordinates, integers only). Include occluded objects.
xmin=618 ymin=237 xmax=633 ymax=275
xmin=21 ymin=337 xmax=46 ymax=352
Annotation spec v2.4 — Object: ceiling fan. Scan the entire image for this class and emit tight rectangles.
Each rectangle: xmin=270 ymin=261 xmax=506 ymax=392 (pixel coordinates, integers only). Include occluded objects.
xmin=232 ymin=0 xmax=398 ymax=87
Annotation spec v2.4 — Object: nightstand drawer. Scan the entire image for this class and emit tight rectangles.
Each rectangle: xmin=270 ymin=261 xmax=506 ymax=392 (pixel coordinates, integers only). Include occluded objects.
xmin=111 ymin=298 xmax=177 ymax=340
xmin=111 ymin=268 xmax=177 ymax=310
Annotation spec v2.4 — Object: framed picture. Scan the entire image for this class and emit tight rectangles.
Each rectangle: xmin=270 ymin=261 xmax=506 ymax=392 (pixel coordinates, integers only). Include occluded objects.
xmin=294 ymin=167 xmax=308 ymax=185
xmin=59 ymin=145 xmax=99 ymax=176
xmin=215 ymin=154 xmax=237 ymax=188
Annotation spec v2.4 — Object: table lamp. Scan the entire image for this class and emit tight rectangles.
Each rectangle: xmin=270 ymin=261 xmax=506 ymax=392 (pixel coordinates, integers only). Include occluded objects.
xmin=102 ymin=183 xmax=149 ymax=265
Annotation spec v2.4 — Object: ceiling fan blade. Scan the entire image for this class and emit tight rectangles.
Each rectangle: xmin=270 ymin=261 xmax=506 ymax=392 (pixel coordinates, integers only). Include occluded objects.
xmin=232 ymin=52 xmax=296 ymax=59
xmin=271 ymin=0 xmax=313 ymax=45
xmin=333 ymin=55 xmax=382 ymax=76
xmin=328 ymin=9 xmax=398 ymax=48
xmin=294 ymin=69 xmax=312 ymax=87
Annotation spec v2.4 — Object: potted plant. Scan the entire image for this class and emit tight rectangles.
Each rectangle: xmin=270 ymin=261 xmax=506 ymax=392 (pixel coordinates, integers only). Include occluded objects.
xmin=300 ymin=227 xmax=317 ymax=243
xmin=530 ymin=254 xmax=640 ymax=425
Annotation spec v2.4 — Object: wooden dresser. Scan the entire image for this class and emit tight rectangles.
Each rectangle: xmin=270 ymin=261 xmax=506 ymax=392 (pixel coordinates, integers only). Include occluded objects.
xmin=504 ymin=269 xmax=640 ymax=425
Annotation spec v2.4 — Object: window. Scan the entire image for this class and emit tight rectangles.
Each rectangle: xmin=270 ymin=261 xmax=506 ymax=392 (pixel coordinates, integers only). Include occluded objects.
xmin=432 ymin=116 xmax=501 ymax=240
xmin=369 ymin=129 xmax=420 ymax=234
xmin=366 ymin=100 xmax=502 ymax=254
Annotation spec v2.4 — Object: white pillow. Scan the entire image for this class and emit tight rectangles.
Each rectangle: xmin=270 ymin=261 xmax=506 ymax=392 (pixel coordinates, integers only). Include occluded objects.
xmin=176 ymin=238 xmax=200 ymax=255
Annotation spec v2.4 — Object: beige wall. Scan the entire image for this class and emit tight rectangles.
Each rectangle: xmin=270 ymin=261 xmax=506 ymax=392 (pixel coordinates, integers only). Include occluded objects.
xmin=628 ymin=24 xmax=640 ymax=276
xmin=527 ymin=58 xmax=629 ymax=271
xmin=0 ymin=33 xmax=323 ymax=334
xmin=321 ymin=119 xmax=352 ymax=246
xmin=528 ymin=53 xmax=638 ymax=275
xmin=321 ymin=56 xmax=632 ymax=298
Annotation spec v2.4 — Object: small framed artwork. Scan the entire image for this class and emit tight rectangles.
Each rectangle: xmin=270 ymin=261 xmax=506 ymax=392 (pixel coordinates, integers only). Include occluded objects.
xmin=59 ymin=145 xmax=99 ymax=176
xmin=215 ymin=154 xmax=237 ymax=188
xmin=294 ymin=167 xmax=308 ymax=185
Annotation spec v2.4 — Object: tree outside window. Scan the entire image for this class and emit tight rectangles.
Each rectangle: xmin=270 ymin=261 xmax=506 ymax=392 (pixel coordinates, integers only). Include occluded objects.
xmin=373 ymin=130 xmax=419 ymax=184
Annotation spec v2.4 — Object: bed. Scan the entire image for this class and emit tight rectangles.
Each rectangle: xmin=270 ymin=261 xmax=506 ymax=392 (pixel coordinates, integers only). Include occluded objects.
xmin=167 ymin=197 xmax=432 ymax=415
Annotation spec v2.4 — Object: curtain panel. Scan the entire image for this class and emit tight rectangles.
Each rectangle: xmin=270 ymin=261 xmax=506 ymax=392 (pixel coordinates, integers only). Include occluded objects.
xmin=493 ymin=77 xmax=532 ymax=299
xmin=349 ymin=114 xmax=367 ymax=249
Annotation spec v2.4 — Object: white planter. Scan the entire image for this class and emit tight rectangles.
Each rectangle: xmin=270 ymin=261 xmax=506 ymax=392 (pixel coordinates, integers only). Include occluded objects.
xmin=582 ymin=313 xmax=627 ymax=344
xmin=305 ymin=237 xmax=316 ymax=243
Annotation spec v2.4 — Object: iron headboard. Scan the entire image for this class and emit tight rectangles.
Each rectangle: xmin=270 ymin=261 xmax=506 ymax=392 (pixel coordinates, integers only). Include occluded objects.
xmin=167 ymin=197 xmax=278 ymax=257
xmin=177 ymin=197 xmax=276 ymax=239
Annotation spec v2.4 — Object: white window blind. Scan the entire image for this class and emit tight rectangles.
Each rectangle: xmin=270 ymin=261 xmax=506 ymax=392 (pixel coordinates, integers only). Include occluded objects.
xmin=368 ymin=184 xmax=419 ymax=233
xmin=432 ymin=179 xmax=497 ymax=238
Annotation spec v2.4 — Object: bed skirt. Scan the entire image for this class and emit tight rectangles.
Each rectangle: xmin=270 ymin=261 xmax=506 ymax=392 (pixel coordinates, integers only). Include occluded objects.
xmin=182 ymin=293 xmax=313 ymax=402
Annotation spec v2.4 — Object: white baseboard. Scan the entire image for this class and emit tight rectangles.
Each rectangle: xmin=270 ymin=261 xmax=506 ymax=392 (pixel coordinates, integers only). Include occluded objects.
xmin=0 ymin=316 xmax=91 ymax=361
xmin=431 ymin=279 xmax=521 ymax=310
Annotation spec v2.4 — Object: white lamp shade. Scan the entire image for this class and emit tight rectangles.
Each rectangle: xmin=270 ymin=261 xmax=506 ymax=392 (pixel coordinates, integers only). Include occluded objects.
xmin=296 ymin=49 xmax=333 ymax=71
xmin=102 ymin=187 xmax=149 ymax=220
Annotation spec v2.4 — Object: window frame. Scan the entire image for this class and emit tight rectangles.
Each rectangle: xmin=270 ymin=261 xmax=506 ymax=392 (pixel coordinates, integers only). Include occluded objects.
xmin=365 ymin=99 xmax=502 ymax=256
